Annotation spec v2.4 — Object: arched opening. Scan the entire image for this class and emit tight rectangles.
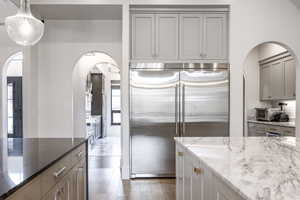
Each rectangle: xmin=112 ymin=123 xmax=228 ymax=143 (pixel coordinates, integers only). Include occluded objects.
xmin=72 ymin=51 xmax=121 ymax=173
xmin=2 ymin=52 xmax=23 ymax=139
xmin=243 ymin=42 xmax=298 ymax=137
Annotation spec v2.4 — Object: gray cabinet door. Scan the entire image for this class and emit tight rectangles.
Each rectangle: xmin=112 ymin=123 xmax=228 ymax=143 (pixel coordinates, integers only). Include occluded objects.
xmin=270 ymin=61 xmax=285 ymax=99
xmin=131 ymin=14 xmax=155 ymax=60
xmin=260 ymin=64 xmax=272 ymax=100
xmin=202 ymin=13 xmax=227 ymax=60
xmin=284 ymin=58 xmax=296 ymax=99
xmin=156 ymin=14 xmax=179 ymax=60
xmin=179 ymin=14 xmax=202 ymax=60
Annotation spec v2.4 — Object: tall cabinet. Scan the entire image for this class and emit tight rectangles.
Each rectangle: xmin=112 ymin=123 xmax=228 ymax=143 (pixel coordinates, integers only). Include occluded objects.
xmin=131 ymin=8 xmax=228 ymax=62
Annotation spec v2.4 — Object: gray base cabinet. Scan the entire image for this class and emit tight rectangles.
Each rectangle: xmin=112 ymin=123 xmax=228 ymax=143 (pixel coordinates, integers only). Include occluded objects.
xmin=248 ymin=122 xmax=295 ymax=137
xmin=176 ymin=143 xmax=245 ymax=200
xmin=7 ymin=144 xmax=87 ymax=200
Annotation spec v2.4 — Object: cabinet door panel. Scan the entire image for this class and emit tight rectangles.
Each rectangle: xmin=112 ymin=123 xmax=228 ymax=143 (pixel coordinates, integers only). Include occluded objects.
xmin=260 ymin=64 xmax=272 ymax=100
xmin=156 ymin=14 xmax=179 ymax=60
xmin=176 ymin=145 xmax=184 ymax=200
xmin=270 ymin=62 xmax=285 ymax=99
xmin=131 ymin=14 xmax=155 ymax=60
xmin=284 ymin=58 xmax=296 ymax=99
xmin=179 ymin=14 xmax=202 ymax=59
xmin=202 ymin=14 xmax=227 ymax=60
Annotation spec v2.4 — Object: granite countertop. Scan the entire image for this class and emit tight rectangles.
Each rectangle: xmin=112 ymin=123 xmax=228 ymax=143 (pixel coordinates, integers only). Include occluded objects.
xmin=248 ymin=120 xmax=296 ymax=128
xmin=175 ymin=137 xmax=300 ymax=200
xmin=0 ymin=138 xmax=87 ymax=199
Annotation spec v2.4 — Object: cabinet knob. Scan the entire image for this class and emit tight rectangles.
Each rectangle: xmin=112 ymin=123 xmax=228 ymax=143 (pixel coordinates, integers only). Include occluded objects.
xmin=193 ymin=167 xmax=202 ymax=175
xmin=177 ymin=152 xmax=183 ymax=157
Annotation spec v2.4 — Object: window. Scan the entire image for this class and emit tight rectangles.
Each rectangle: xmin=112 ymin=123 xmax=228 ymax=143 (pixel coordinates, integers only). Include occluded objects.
xmin=111 ymin=80 xmax=121 ymax=125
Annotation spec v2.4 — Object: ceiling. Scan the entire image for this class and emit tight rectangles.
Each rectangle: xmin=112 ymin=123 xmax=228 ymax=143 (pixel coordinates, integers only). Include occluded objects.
xmin=31 ymin=5 xmax=122 ymax=20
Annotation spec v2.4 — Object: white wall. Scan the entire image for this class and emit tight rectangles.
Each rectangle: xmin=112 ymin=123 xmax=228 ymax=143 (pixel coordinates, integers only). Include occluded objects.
xmin=37 ymin=20 xmax=122 ymax=138
xmin=244 ymin=46 xmax=269 ymax=120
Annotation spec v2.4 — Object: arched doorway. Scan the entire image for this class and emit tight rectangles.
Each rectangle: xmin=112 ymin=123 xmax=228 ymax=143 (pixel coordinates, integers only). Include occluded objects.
xmin=243 ymin=42 xmax=298 ymax=137
xmin=2 ymin=52 xmax=23 ymax=139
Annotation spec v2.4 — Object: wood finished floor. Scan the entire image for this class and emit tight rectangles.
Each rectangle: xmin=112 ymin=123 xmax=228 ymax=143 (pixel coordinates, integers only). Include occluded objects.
xmin=88 ymin=137 xmax=176 ymax=200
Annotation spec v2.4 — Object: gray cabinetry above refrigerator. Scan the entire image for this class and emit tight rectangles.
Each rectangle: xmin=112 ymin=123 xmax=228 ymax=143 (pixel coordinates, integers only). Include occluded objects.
xmin=129 ymin=63 xmax=229 ymax=178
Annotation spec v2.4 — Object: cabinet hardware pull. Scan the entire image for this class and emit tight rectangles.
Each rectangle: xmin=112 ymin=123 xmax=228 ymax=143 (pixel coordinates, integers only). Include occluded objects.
xmin=53 ymin=166 xmax=67 ymax=178
xmin=77 ymin=151 xmax=84 ymax=158
xmin=177 ymin=152 xmax=183 ymax=156
xmin=193 ymin=167 xmax=202 ymax=175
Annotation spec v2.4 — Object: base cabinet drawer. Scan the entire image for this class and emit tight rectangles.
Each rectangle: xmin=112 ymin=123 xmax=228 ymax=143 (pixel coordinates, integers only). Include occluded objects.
xmin=6 ymin=178 xmax=42 ymax=200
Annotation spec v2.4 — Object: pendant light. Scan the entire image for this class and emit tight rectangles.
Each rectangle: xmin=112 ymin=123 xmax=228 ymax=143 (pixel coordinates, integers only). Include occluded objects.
xmin=5 ymin=0 xmax=44 ymax=46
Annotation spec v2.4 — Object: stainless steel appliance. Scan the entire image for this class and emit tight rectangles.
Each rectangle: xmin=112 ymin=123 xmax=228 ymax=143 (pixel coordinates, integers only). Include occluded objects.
xmin=255 ymin=108 xmax=281 ymax=121
xmin=130 ymin=63 xmax=230 ymax=178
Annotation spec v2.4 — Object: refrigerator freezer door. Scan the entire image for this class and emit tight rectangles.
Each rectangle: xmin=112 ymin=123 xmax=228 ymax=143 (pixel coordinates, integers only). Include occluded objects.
xmin=180 ymin=68 xmax=229 ymax=137
xmin=130 ymin=69 xmax=180 ymax=177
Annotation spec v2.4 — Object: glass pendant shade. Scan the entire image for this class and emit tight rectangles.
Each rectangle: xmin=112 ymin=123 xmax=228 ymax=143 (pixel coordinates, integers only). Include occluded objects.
xmin=5 ymin=0 xmax=44 ymax=46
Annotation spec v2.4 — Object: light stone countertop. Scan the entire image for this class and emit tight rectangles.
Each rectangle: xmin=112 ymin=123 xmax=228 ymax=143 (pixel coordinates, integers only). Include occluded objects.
xmin=248 ymin=120 xmax=295 ymax=128
xmin=175 ymin=137 xmax=300 ymax=200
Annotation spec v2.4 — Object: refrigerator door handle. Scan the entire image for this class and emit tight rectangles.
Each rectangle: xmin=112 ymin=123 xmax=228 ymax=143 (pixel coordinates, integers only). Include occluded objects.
xmin=175 ymin=84 xmax=179 ymax=136
xmin=182 ymin=84 xmax=186 ymax=136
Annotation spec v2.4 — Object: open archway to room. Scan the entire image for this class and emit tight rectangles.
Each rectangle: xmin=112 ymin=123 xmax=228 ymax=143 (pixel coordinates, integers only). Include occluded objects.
xmin=72 ymin=50 xmax=121 ymax=147
xmin=243 ymin=42 xmax=298 ymax=137
xmin=1 ymin=52 xmax=23 ymax=139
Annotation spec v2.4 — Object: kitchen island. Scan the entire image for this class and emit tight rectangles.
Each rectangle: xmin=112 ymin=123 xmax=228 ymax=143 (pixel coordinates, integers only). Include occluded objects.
xmin=175 ymin=137 xmax=300 ymax=200
xmin=0 ymin=138 xmax=88 ymax=200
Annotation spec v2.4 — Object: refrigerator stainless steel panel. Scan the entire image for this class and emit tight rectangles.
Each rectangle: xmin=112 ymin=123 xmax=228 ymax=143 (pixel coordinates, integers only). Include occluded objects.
xmin=180 ymin=68 xmax=229 ymax=137
xmin=130 ymin=63 xmax=229 ymax=178
xmin=130 ymin=69 xmax=180 ymax=177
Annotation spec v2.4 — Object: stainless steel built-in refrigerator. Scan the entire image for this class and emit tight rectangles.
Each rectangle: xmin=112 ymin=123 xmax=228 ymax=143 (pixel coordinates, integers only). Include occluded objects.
xmin=130 ymin=63 xmax=229 ymax=178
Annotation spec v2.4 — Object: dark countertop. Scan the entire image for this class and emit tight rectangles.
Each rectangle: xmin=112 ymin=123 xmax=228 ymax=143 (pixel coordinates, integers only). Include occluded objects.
xmin=0 ymin=138 xmax=87 ymax=199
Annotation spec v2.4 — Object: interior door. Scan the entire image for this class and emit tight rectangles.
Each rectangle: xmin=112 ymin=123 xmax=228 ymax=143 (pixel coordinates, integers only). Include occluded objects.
xmin=7 ymin=77 xmax=23 ymax=138
xmin=180 ymin=68 xmax=229 ymax=137
xmin=130 ymin=68 xmax=179 ymax=177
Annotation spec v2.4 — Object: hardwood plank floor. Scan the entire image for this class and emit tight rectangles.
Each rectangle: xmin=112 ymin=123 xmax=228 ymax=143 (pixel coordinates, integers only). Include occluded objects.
xmin=88 ymin=137 xmax=176 ymax=200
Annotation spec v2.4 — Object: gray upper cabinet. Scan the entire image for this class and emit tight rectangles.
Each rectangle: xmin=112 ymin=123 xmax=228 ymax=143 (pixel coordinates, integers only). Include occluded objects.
xmin=131 ymin=10 xmax=228 ymax=62
xmin=270 ymin=61 xmax=285 ymax=99
xmin=260 ymin=55 xmax=296 ymax=101
xmin=179 ymin=14 xmax=202 ymax=60
xmin=261 ymin=64 xmax=272 ymax=100
xmin=156 ymin=14 xmax=179 ymax=60
xmin=202 ymin=13 xmax=227 ymax=60
xmin=284 ymin=58 xmax=296 ymax=99
xmin=179 ymin=13 xmax=227 ymax=61
xmin=131 ymin=14 xmax=155 ymax=60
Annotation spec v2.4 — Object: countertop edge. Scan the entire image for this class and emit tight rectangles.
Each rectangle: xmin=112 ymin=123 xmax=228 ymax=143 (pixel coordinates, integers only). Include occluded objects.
xmin=0 ymin=138 xmax=88 ymax=200
xmin=247 ymin=120 xmax=295 ymax=128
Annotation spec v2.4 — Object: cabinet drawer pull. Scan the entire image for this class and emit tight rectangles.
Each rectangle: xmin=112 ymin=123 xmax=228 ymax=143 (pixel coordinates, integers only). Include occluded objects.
xmin=77 ymin=151 xmax=84 ymax=158
xmin=177 ymin=152 xmax=183 ymax=156
xmin=193 ymin=167 xmax=202 ymax=175
xmin=53 ymin=166 xmax=66 ymax=178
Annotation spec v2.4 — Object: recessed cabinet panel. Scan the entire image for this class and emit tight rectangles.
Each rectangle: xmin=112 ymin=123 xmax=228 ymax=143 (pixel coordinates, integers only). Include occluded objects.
xmin=203 ymin=14 xmax=227 ymax=60
xmin=156 ymin=14 xmax=179 ymax=60
xmin=131 ymin=14 xmax=155 ymax=60
xmin=179 ymin=14 xmax=202 ymax=59
xmin=260 ymin=64 xmax=272 ymax=100
xmin=284 ymin=58 xmax=296 ymax=99
xmin=270 ymin=62 xmax=285 ymax=99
